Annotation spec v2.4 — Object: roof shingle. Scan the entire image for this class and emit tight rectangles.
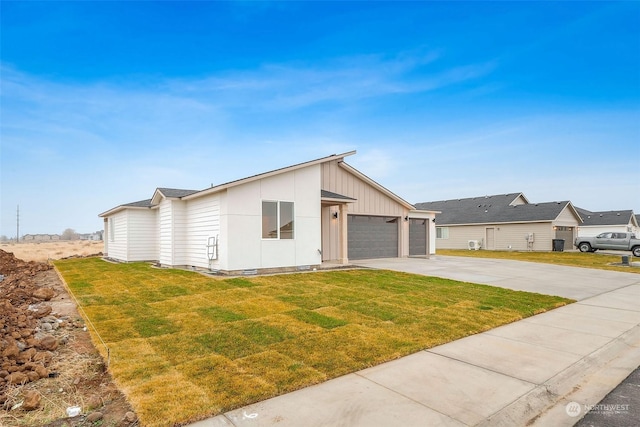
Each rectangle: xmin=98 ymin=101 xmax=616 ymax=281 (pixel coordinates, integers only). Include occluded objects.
xmin=416 ymin=194 xmax=574 ymax=225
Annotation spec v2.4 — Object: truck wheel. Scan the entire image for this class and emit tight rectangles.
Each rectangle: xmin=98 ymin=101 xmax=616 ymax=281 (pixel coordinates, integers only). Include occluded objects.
xmin=579 ymin=242 xmax=592 ymax=253
xmin=632 ymin=246 xmax=640 ymax=257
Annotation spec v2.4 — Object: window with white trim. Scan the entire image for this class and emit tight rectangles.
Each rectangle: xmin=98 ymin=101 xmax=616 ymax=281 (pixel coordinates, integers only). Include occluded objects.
xmin=436 ymin=227 xmax=449 ymax=239
xmin=262 ymin=201 xmax=294 ymax=239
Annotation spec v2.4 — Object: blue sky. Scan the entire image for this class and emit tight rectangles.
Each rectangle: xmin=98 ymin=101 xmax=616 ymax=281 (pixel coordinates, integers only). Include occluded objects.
xmin=1 ymin=1 xmax=639 ymax=237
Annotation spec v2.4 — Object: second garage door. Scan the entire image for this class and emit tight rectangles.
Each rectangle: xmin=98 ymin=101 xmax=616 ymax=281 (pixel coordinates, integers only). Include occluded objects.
xmin=409 ymin=218 xmax=427 ymax=256
xmin=348 ymin=215 xmax=399 ymax=260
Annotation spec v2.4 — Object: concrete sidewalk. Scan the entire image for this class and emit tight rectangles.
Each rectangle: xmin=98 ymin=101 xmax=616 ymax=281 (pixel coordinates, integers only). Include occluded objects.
xmin=189 ymin=257 xmax=640 ymax=427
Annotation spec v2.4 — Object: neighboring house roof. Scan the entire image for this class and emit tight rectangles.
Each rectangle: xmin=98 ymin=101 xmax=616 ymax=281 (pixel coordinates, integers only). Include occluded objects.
xmin=575 ymin=207 xmax=637 ymax=227
xmin=416 ymin=194 xmax=578 ymax=225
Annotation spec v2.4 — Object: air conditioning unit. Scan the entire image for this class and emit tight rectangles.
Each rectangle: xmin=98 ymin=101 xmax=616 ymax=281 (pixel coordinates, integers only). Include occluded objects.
xmin=468 ymin=240 xmax=481 ymax=250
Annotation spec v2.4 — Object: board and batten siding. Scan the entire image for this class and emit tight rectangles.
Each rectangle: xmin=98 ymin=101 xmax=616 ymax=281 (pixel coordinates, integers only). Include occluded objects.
xmin=437 ymin=222 xmax=553 ymax=251
xmin=321 ymin=159 xmax=411 ymax=260
xmin=126 ymin=209 xmax=158 ymax=261
xmin=321 ymin=160 xmax=407 ymax=217
xmin=185 ymin=193 xmax=221 ymax=269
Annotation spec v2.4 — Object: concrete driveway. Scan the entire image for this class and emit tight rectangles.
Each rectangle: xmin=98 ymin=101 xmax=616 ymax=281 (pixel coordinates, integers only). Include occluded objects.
xmin=355 ymin=255 xmax=640 ymax=300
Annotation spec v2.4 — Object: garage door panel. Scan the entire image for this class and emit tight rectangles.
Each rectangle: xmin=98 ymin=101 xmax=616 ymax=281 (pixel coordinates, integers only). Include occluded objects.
xmin=348 ymin=215 xmax=398 ymax=260
xmin=409 ymin=219 xmax=427 ymax=256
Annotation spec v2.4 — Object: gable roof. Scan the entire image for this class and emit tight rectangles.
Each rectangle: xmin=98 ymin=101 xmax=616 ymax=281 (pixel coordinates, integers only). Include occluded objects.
xmin=151 ymin=187 xmax=199 ymax=205
xmin=123 ymin=199 xmax=153 ymax=208
xmin=575 ymin=207 xmax=638 ymax=226
xmin=157 ymin=188 xmax=199 ymax=198
xmin=99 ymin=199 xmax=153 ymax=217
xmin=182 ymin=151 xmax=357 ymax=201
xmin=415 ymin=194 xmax=578 ymax=225
xmin=100 ymin=152 xmax=359 ymax=217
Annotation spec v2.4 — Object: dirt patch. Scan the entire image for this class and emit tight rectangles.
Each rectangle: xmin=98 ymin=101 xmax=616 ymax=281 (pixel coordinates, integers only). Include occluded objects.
xmin=0 ymin=249 xmax=137 ymax=427
xmin=0 ymin=241 xmax=104 ymax=263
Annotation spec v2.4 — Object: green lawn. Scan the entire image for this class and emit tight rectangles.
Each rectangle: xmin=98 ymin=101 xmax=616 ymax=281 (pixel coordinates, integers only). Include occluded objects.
xmin=54 ymin=258 xmax=572 ymax=427
xmin=437 ymin=249 xmax=640 ymax=273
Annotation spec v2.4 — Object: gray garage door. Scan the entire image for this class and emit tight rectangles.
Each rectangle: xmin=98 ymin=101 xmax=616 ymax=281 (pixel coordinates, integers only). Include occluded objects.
xmin=409 ymin=219 xmax=427 ymax=256
xmin=348 ymin=215 xmax=399 ymax=260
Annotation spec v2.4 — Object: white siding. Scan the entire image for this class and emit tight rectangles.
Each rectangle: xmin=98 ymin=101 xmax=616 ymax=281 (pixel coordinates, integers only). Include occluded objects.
xmin=173 ymin=201 xmax=188 ymax=266
xmin=107 ymin=211 xmax=128 ymax=261
xmin=578 ymin=225 xmax=632 ymax=237
xmin=555 ymin=206 xmax=579 ymax=226
xmin=511 ymin=195 xmax=528 ymax=205
xmin=185 ymin=193 xmax=221 ymax=269
xmin=127 ymin=209 xmax=158 ymax=261
xmin=159 ymin=199 xmax=174 ymax=265
xmin=224 ymin=165 xmax=322 ymax=271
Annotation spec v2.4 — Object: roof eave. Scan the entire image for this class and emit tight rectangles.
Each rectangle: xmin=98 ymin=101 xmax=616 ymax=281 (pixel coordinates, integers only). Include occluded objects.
xmin=98 ymin=205 xmax=150 ymax=218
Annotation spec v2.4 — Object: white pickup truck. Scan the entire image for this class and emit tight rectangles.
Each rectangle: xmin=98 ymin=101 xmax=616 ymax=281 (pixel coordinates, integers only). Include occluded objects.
xmin=575 ymin=232 xmax=640 ymax=257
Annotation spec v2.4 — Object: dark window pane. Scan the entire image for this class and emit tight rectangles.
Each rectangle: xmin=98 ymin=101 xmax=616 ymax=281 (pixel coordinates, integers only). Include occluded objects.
xmin=262 ymin=201 xmax=278 ymax=239
xmin=280 ymin=202 xmax=294 ymax=239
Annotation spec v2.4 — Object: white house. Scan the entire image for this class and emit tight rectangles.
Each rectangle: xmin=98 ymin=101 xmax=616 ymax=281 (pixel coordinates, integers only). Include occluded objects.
xmin=575 ymin=208 xmax=638 ymax=237
xmin=99 ymin=151 xmax=437 ymax=274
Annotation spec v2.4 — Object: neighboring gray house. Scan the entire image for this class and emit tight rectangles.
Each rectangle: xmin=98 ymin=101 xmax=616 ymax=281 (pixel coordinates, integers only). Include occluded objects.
xmin=415 ymin=193 xmax=582 ymax=251
xmin=575 ymin=208 xmax=638 ymax=237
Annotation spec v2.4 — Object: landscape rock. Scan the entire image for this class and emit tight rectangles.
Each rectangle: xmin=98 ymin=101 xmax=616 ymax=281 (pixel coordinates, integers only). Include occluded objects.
xmin=124 ymin=411 xmax=137 ymax=423
xmin=33 ymin=305 xmax=53 ymax=318
xmin=87 ymin=395 xmax=102 ymax=410
xmin=6 ymin=372 xmax=28 ymax=385
xmin=0 ymin=248 xmax=138 ymax=425
xmin=37 ymin=335 xmax=59 ymax=351
xmin=33 ymin=287 xmax=55 ymax=301
xmin=0 ymin=250 xmax=59 ymax=391
xmin=2 ymin=343 xmax=19 ymax=358
xmin=34 ymin=364 xmax=48 ymax=379
xmin=22 ymin=390 xmax=41 ymax=410
xmin=87 ymin=411 xmax=104 ymax=422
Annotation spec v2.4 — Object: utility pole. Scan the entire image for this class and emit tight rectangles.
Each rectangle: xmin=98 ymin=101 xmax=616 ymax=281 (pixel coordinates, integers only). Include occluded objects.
xmin=16 ymin=205 xmax=20 ymax=242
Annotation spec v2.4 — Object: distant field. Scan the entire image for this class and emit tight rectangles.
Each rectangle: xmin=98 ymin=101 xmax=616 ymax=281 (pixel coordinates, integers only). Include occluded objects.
xmin=0 ymin=240 xmax=103 ymax=262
